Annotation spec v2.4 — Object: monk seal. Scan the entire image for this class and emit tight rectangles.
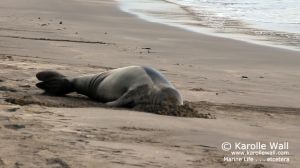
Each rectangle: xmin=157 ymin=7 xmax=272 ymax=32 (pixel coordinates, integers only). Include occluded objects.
xmin=35 ymin=66 xmax=183 ymax=108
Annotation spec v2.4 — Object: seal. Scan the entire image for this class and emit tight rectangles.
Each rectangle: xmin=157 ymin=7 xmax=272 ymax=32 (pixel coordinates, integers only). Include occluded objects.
xmin=36 ymin=66 xmax=183 ymax=108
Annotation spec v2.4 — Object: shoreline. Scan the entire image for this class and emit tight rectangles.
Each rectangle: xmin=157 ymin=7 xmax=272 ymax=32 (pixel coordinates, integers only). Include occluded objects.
xmin=118 ymin=0 xmax=300 ymax=51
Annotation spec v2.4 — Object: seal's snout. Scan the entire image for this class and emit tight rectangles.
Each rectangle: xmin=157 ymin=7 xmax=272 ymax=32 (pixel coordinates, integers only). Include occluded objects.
xmin=155 ymin=87 xmax=183 ymax=106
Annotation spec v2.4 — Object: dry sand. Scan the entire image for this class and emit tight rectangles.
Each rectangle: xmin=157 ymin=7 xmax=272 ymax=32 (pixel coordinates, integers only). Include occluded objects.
xmin=0 ymin=0 xmax=299 ymax=167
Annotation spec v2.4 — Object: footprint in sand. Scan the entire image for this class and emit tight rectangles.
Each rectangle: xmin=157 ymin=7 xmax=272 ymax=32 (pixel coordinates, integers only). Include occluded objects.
xmin=4 ymin=124 xmax=25 ymax=130
xmin=46 ymin=158 xmax=70 ymax=168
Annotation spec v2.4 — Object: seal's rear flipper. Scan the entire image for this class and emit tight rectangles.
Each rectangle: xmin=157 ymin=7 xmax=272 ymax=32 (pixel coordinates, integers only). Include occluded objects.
xmin=36 ymin=71 xmax=65 ymax=81
xmin=36 ymin=71 xmax=74 ymax=95
xmin=36 ymin=78 xmax=74 ymax=95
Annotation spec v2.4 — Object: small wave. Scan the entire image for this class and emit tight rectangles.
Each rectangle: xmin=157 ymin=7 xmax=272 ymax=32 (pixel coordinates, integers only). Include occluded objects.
xmin=118 ymin=0 xmax=300 ymax=51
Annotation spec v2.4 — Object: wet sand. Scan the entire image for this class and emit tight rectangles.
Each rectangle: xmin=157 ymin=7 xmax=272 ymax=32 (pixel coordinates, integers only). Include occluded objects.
xmin=0 ymin=0 xmax=299 ymax=167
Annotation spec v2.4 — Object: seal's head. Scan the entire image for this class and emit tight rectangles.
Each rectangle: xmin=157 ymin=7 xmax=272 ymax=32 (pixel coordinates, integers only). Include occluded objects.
xmin=151 ymin=87 xmax=183 ymax=106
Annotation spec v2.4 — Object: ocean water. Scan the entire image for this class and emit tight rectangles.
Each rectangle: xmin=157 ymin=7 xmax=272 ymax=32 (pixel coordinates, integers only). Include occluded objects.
xmin=118 ymin=0 xmax=300 ymax=50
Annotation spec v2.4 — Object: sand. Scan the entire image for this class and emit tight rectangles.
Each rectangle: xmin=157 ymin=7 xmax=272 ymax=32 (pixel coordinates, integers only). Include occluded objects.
xmin=0 ymin=0 xmax=299 ymax=167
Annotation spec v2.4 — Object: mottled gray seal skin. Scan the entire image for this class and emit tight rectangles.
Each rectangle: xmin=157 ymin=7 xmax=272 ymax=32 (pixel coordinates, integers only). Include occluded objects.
xmin=36 ymin=66 xmax=183 ymax=108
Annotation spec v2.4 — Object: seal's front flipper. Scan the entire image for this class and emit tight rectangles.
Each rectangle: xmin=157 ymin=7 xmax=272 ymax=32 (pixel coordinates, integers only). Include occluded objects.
xmin=36 ymin=71 xmax=65 ymax=81
xmin=105 ymin=89 xmax=135 ymax=107
xmin=106 ymin=85 xmax=150 ymax=108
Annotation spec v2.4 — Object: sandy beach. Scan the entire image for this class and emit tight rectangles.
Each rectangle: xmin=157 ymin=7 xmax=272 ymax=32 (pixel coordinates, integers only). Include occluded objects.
xmin=0 ymin=0 xmax=299 ymax=167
